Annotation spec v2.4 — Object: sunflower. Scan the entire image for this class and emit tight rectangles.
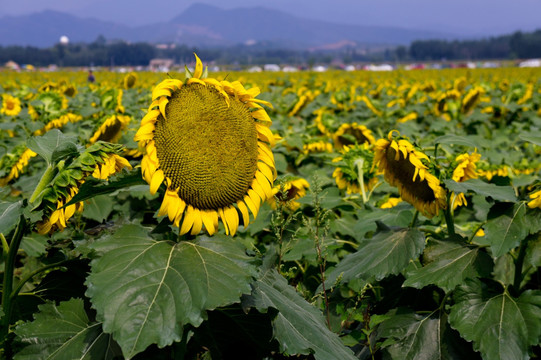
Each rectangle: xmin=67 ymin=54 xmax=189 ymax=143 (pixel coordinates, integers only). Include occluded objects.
xmin=33 ymin=113 xmax=82 ymax=136
xmin=303 ymin=140 xmax=333 ymax=154
xmin=373 ymin=131 xmax=447 ymax=217
xmin=123 ymin=72 xmax=138 ymax=89
xmin=333 ymin=123 xmax=375 ymax=150
xmin=0 ymin=147 xmax=37 ymax=186
xmin=88 ymin=114 xmax=130 ymax=144
xmin=268 ymin=177 xmax=309 ymax=211
xmin=450 ymin=151 xmax=481 ymax=209
xmin=134 ymin=54 xmax=276 ymax=236
xmin=333 ymin=144 xmax=378 ymax=197
xmin=1 ymin=94 xmax=22 ymax=116
xmin=36 ymin=145 xmax=132 ymax=234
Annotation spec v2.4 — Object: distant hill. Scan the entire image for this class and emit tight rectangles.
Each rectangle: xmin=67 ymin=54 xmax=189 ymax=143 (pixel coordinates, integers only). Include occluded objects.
xmin=0 ymin=3 xmax=459 ymax=48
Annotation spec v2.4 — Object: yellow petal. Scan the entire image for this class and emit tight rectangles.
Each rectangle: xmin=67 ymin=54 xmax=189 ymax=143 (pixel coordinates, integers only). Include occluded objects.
xmin=201 ymin=210 xmax=216 ymax=235
xmin=257 ymin=161 xmax=275 ymax=182
xmin=224 ymin=206 xmax=239 ymax=236
xmin=190 ymin=208 xmax=203 ymax=235
xmin=158 ymin=96 xmax=168 ymax=120
xmin=256 ymin=123 xmax=276 ymax=146
xmin=193 ymin=53 xmax=203 ymax=79
xmin=152 ymin=87 xmax=172 ymax=101
xmin=180 ymin=205 xmax=195 ymax=235
xmin=237 ymin=200 xmax=250 ymax=226
xmin=252 ymin=109 xmax=271 ymax=122
xmin=243 ymin=194 xmax=259 ymax=219
xmin=150 ymin=169 xmax=165 ymax=195
xmin=255 ymin=171 xmax=273 ymax=200
xmin=218 ymin=207 xmax=229 ymax=235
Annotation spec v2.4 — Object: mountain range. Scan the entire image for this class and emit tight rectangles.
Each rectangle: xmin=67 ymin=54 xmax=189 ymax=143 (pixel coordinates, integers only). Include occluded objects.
xmin=0 ymin=3 xmax=459 ymax=49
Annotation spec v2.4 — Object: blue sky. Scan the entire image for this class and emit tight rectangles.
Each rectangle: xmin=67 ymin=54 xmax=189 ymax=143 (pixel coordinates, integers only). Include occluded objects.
xmin=1 ymin=0 xmax=540 ymax=37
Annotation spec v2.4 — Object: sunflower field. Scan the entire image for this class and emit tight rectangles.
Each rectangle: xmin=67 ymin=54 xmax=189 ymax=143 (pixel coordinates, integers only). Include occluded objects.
xmin=1 ymin=56 xmax=541 ymax=360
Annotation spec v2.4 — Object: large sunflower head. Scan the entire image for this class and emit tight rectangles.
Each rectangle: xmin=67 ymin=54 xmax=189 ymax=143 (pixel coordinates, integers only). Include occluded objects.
xmin=333 ymin=123 xmax=375 ymax=150
xmin=134 ymin=54 xmax=276 ymax=236
xmin=373 ymin=131 xmax=447 ymax=217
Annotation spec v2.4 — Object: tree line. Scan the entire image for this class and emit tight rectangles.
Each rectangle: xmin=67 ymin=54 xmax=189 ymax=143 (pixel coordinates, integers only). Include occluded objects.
xmin=1 ymin=30 xmax=540 ymax=68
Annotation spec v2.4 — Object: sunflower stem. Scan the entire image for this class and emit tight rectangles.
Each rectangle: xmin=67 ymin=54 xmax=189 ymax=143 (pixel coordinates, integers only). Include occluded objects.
xmin=512 ymin=236 xmax=530 ymax=293
xmin=409 ymin=210 xmax=419 ymax=228
xmin=10 ymin=260 xmax=68 ymax=300
xmin=444 ymin=193 xmax=456 ymax=237
xmin=29 ymin=164 xmax=56 ymax=204
xmin=354 ymin=158 xmax=367 ymax=203
xmin=1 ymin=215 xmax=26 ymax=354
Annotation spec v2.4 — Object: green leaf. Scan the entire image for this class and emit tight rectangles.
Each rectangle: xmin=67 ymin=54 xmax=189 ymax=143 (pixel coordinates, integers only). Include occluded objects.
xmin=443 ymin=179 xmax=516 ymax=202
xmin=449 ymin=279 xmax=541 ymax=360
xmin=65 ymin=169 xmax=147 ymax=206
xmin=82 ymin=195 xmax=113 ymax=222
xmin=26 ymin=129 xmax=79 ymax=165
xmin=86 ymin=224 xmax=255 ymax=358
xmin=14 ymin=298 xmax=121 ymax=360
xmin=403 ymin=240 xmax=493 ymax=292
xmin=478 ymin=203 xmax=529 ymax=257
xmin=378 ymin=310 xmax=474 ymax=360
xmin=519 ymin=134 xmax=541 ymax=146
xmin=434 ymin=134 xmax=479 ymax=148
xmin=244 ymin=269 xmax=357 ymax=360
xmin=326 ymin=228 xmax=425 ymax=286
xmin=20 ymin=234 xmax=49 ymax=257
xmin=0 ymin=200 xmax=23 ymax=237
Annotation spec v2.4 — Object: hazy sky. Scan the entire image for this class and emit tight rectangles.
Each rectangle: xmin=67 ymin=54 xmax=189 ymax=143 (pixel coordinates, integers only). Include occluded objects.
xmin=1 ymin=0 xmax=540 ymax=36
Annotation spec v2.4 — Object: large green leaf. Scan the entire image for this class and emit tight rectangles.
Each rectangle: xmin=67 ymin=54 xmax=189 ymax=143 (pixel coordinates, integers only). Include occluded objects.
xmin=449 ymin=279 xmax=541 ymax=360
xmin=244 ymin=269 xmax=357 ymax=360
xmin=326 ymin=228 xmax=425 ymax=285
xmin=85 ymin=224 xmax=255 ymax=358
xmin=14 ymin=298 xmax=121 ymax=360
xmin=403 ymin=240 xmax=492 ymax=292
xmin=443 ymin=179 xmax=516 ymax=202
xmin=26 ymin=129 xmax=79 ymax=165
xmin=378 ymin=310 xmax=476 ymax=360
xmin=478 ymin=202 xmax=529 ymax=257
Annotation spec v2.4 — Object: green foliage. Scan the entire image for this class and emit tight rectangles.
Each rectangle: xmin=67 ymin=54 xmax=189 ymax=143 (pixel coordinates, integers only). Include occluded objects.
xmin=85 ymin=225 xmax=256 ymax=358
xmin=449 ymin=279 xmax=541 ymax=360
xmin=14 ymin=298 xmax=122 ymax=359
xmin=245 ymin=269 xmax=357 ymax=360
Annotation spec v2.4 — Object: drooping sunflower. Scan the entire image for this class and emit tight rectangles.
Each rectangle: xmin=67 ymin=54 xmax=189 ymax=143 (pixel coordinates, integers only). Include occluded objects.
xmin=333 ymin=144 xmax=378 ymax=197
xmin=450 ymin=151 xmax=481 ymax=209
xmin=373 ymin=131 xmax=447 ymax=217
xmin=380 ymin=196 xmax=403 ymax=209
xmin=1 ymin=94 xmax=22 ymax=116
xmin=268 ymin=177 xmax=310 ymax=211
xmin=36 ymin=143 xmax=132 ymax=234
xmin=134 ymin=54 xmax=276 ymax=236
xmin=88 ymin=114 xmax=131 ymax=144
xmin=332 ymin=123 xmax=375 ymax=150
xmin=33 ymin=113 xmax=83 ymax=136
xmin=0 ymin=146 xmax=37 ymax=186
